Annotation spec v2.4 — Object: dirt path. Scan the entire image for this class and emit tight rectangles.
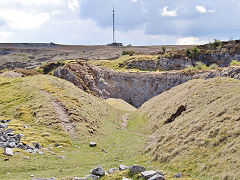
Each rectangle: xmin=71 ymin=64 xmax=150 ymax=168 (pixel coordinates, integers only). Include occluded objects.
xmin=41 ymin=90 xmax=76 ymax=137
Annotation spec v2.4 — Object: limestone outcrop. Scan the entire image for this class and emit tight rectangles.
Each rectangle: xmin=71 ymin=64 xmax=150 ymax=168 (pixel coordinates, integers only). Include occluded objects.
xmin=54 ymin=61 xmax=240 ymax=107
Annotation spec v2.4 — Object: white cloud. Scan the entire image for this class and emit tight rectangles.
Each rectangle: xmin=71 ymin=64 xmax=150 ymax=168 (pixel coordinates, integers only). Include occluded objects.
xmin=162 ymin=6 xmax=177 ymax=16
xmin=176 ymin=37 xmax=208 ymax=45
xmin=68 ymin=0 xmax=80 ymax=12
xmin=196 ymin=6 xmax=207 ymax=13
xmin=0 ymin=10 xmax=50 ymax=30
xmin=196 ymin=5 xmax=215 ymax=14
xmin=0 ymin=32 xmax=13 ymax=42
xmin=0 ymin=0 xmax=62 ymax=6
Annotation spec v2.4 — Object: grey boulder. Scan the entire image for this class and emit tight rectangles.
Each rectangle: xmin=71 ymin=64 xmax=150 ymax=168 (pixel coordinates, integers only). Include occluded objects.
xmin=129 ymin=165 xmax=146 ymax=174
xmin=4 ymin=148 xmax=13 ymax=156
xmin=91 ymin=167 xmax=105 ymax=176
xmin=141 ymin=171 xmax=157 ymax=179
xmin=148 ymin=174 xmax=165 ymax=180
xmin=119 ymin=164 xmax=129 ymax=171
xmin=108 ymin=167 xmax=118 ymax=174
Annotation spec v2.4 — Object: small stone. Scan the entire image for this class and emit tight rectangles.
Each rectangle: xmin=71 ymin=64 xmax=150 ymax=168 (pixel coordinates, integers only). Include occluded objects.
xmin=7 ymin=133 xmax=15 ymax=136
xmin=24 ymin=156 xmax=30 ymax=160
xmin=38 ymin=151 xmax=44 ymax=155
xmin=89 ymin=142 xmax=97 ymax=147
xmin=6 ymin=129 xmax=14 ymax=134
xmin=57 ymin=146 xmax=63 ymax=148
xmin=108 ymin=167 xmax=118 ymax=174
xmin=33 ymin=143 xmax=42 ymax=149
xmin=30 ymin=175 xmax=34 ymax=177
xmin=85 ymin=174 xmax=99 ymax=180
xmin=4 ymin=158 xmax=9 ymax=161
xmin=91 ymin=167 xmax=105 ymax=176
xmin=119 ymin=164 xmax=129 ymax=171
xmin=148 ymin=174 xmax=165 ymax=180
xmin=174 ymin=173 xmax=182 ymax=178
xmin=141 ymin=171 xmax=157 ymax=179
xmin=0 ymin=120 xmax=11 ymax=123
xmin=129 ymin=165 xmax=146 ymax=174
xmin=26 ymin=149 xmax=33 ymax=153
xmin=7 ymin=142 xmax=16 ymax=148
xmin=0 ymin=123 xmax=8 ymax=129
xmin=122 ymin=178 xmax=132 ymax=180
xmin=57 ymin=156 xmax=67 ymax=159
xmin=23 ymin=125 xmax=29 ymax=129
xmin=4 ymin=148 xmax=13 ymax=156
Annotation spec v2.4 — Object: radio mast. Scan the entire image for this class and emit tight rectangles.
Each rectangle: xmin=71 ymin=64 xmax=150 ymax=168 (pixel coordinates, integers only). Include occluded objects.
xmin=113 ymin=6 xmax=115 ymax=43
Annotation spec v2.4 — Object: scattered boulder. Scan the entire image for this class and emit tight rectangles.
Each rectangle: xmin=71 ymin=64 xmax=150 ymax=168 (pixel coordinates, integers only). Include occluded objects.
xmin=141 ymin=171 xmax=157 ymax=179
xmin=119 ymin=164 xmax=129 ymax=171
xmin=4 ymin=148 xmax=13 ymax=156
xmin=129 ymin=165 xmax=146 ymax=174
xmin=148 ymin=174 xmax=165 ymax=180
xmin=91 ymin=167 xmax=105 ymax=176
xmin=89 ymin=142 xmax=97 ymax=147
xmin=85 ymin=174 xmax=99 ymax=180
xmin=108 ymin=167 xmax=118 ymax=174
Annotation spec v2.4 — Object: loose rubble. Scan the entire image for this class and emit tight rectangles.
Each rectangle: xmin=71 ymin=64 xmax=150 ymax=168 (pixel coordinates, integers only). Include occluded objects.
xmin=0 ymin=120 xmax=43 ymax=156
xmin=75 ymin=164 xmax=169 ymax=180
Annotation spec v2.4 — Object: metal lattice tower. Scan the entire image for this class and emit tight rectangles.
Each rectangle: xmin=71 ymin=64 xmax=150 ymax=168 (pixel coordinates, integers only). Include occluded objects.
xmin=113 ymin=6 xmax=115 ymax=43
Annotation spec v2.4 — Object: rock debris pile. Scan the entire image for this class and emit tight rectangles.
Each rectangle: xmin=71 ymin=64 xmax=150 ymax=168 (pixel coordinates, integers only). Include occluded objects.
xmin=0 ymin=120 xmax=43 ymax=156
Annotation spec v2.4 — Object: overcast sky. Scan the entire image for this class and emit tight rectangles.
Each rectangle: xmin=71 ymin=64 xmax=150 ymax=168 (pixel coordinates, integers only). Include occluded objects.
xmin=0 ymin=0 xmax=239 ymax=45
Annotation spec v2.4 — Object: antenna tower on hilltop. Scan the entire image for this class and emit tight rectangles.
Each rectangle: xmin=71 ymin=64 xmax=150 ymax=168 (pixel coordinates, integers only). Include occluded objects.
xmin=107 ymin=6 xmax=123 ymax=46
xmin=113 ymin=6 xmax=115 ymax=43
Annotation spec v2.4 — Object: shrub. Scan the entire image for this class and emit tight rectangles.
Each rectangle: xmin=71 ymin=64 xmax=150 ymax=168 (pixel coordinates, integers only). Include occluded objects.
xmin=230 ymin=60 xmax=240 ymax=66
xmin=186 ymin=47 xmax=200 ymax=59
xmin=122 ymin=51 xmax=135 ymax=56
xmin=195 ymin=62 xmax=208 ymax=70
xmin=184 ymin=65 xmax=195 ymax=72
xmin=162 ymin=46 xmax=166 ymax=54
xmin=210 ymin=39 xmax=222 ymax=50
xmin=209 ymin=63 xmax=219 ymax=69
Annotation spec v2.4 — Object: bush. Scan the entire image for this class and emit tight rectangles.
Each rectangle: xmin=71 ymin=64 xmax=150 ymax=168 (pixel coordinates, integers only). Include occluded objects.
xmin=184 ymin=65 xmax=195 ymax=72
xmin=230 ymin=60 xmax=240 ymax=66
xmin=186 ymin=47 xmax=200 ymax=59
xmin=210 ymin=39 xmax=222 ymax=49
xmin=195 ymin=62 xmax=208 ymax=70
xmin=209 ymin=63 xmax=219 ymax=69
xmin=122 ymin=51 xmax=135 ymax=56
xmin=161 ymin=46 xmax=166 ymax=54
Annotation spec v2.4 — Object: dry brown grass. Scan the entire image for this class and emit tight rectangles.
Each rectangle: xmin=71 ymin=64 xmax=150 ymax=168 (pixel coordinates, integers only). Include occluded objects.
xmin=139 ymin=77 xmax=240 ymax=180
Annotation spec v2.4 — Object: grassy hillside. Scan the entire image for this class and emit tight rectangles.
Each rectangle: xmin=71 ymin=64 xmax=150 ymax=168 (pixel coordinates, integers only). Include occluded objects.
xmin=0 ymin=75 xmax=148 ymax=179
xmin=139 ymin=78 xmax=240 ymax=180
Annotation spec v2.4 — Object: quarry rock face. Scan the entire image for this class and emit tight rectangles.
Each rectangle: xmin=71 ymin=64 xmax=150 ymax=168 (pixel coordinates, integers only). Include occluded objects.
xmin=54 ymin=62 xmax=240 ymax=107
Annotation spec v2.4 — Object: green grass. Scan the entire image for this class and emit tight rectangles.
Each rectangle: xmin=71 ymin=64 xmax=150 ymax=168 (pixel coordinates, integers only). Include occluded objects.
xmin=230 ymin=60 xmax=240 ymax=66
xmin=89 ymin=55 xmax=159 ymax=72
xmin=0 ymin=75 xmax=150 ymax=179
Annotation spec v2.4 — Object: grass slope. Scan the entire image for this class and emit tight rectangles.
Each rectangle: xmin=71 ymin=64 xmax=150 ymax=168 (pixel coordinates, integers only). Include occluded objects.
xmin=139 ymin=77 xmax=240 ymax=180
xmin=0 ymin=75 xmax=148 ymax=179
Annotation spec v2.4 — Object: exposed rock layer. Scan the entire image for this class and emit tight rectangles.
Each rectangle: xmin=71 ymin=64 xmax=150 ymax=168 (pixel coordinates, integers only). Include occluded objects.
xmin=54 ymin=62 xmax=240 ymax=107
